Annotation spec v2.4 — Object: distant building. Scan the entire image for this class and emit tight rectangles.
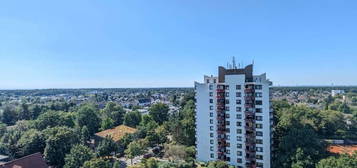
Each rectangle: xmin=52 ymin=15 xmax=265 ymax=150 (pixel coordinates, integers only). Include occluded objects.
xmin=331 ymin=90 xmax=345 ymax=97
xmin=195 ymin=64 xmax=273 ymax=168
xmin=0 ymin=152 xmax=48 ymax=168
xmin=138 ymin=98 xmax=151 ymax=107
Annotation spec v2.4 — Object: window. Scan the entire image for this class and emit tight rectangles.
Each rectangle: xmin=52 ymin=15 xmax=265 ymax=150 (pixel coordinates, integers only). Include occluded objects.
xmin=256 ymin=116 xmax=263 ymax=121
xmin=256 ymin=100 xmax=262 ymax=105
xmin=237 ymin=129 xmax=242 ymax=134
xmin=226 ymin=85 xmax=229 ymax=90
xmin=236 ymin=99 xmax=242 ymax=105
xmin=226 ymin=157 xmax=230 ymax=162
xmin=256 ymin=139 xmax=263 ymax=144
xmin=256 ymin=131 xmax=263 ymax=136
xmin=225 ymin=92 xmax=229 ymax=97
xmin=226 ymin=128 xmax=230 ymax=133
xmin=210 ymin=139 xmax=214 ymax=144
xmin=210 ymin=146 xmax=214 ymax=151
xmin=237 ymin=143 xmax=242 ymax=149
xmin=210 ymin=106 xmax=214 ymax=110
xmin=236 ymin=92 xmax=241 ymax=97
xmin=210 ymin=133 xmax=214 ymax=137
xmin=255 ymin=92 xmax=262 ymax=97
xmin=256 ymin=155 xmax=263 ymax=160
xmin=236 ymin=106 xmax=242 ymax=112
xmin=256 ymin=147 xmax=263 ymax=152
xmin=236 ymin=85 xmax=241 ymax=90
xmin=256 ymin=162 xmax=264 ymax=168
xmin=209 ymin=85 xmax=213 ymax=90
xmin=206 ymin=79 xmax=210 ymax=83
xmin=237 ymin=158 xmax=242 ymax=163
xmin=210 ymin=99 xmax=213 ymax=103
xmin=225 ymin=106 xmax=230 ymax=111
xmin=226 ymin=114 xmax=230 ymax=118
xmin=209 ymin=92 xmax=213 ymax=97
xmin=226 ymin=142 xmax=230 ymax=147
xmin=237 ymin=122 xmax=242 ymax=126
xmin=236 ymin=114 xmax=242 ymax=119
xmin=213 ymin=79 xmax=217 ymax=83
xmin=210 ymin=119 xmax=213 ymax=124
xmin=226 ymin=135 xmax=230 ymax=140
xmin=225 ymin=99 xmax=230 ymax=104
xmin=237 ymin=136 xmax=242 ymax=141
xmin=255 ymin=85 xmax=262 ymax=90
xmin=210 ymin=112 xmax=213 ymax=117
xmin=210 ymin=126 xmax=214 ymax=131
xmin=237 ymin=151 xmax=242 ymax=156
xmin=210 ymin=153 xmax=214 ymax=158
xmin=226 ymin=121 xmax=230 ymax=126
xmin=226 ymin=149 xmax=230 ymax=154
xmin=256 ymin=123 xmax=263 ymax=129
xmin=256 ymin=108 xmax=262 ymax=113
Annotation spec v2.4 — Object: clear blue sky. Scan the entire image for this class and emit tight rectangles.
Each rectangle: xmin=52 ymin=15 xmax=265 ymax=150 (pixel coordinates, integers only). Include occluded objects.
xmin=1 ymin=0 xmax=357 ymax=89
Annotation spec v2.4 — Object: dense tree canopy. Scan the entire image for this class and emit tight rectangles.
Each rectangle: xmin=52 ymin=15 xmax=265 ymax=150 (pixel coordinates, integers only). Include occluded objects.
xmin=76 ymin=105 xmax=100 ymax=135
xmin=43 ymin=126 xmax=79 ymax=167
xmin=64 ymin=144 xmax=94 ymax=168
xmin=149 ymin=103 xmax=169 ymax=124
xmin=124 ymin=111 xmax=142 ymax=128
xmin=316 ymin=152 xmax=357 ymax=168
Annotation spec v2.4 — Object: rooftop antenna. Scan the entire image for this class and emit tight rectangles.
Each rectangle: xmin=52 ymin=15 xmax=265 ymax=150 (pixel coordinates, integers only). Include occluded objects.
xmin=232 ymin=56 xmax=237 ymax=69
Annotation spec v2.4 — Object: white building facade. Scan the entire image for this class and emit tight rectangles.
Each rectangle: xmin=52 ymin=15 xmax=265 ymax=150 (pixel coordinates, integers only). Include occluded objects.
xmin=195 ymin=65 xmax=273 ymax=168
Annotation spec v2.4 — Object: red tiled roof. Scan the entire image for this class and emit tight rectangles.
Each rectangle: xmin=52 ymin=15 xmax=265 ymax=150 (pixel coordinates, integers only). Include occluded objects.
xmin=327 ymin=145 xmax=357 ymax=155
xmin=0 ymin=152 xmax=48 ymax=168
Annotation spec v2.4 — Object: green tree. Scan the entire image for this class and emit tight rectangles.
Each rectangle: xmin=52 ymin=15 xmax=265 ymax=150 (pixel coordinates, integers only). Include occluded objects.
xmin=43 ymin=126 xmax=79 ymax=167
xmin=17 ymin=129 xmax=46 ymax=157
xmin=290 ymin=148 xmax=313 ymax=168
xmin=64 ymin=144 xmax=94 ymax=168
xmin=100 ymin=117 xmax=115 ymax=130
xmin=101 ymin=102 xmax=125 ymax=126
xmin=338 ymin=102 xmax=351 ymax=114
xmin=35 ymin=110 xmax=75 ymax=130
xmin=96 ymin=136 xmax=118 ymax=158
xmin=29 ymin=104 xmax=42 ymax=120
xmin=77 ymin=104 xmax=100 ymax=135
xmin=125 ymin=140 xmax=146 ymax=165
xmin=1 ymin=105 xmax=18 ymax=125
xmin=177 ymin=100 xmax=196 ymax=146
xmin=17 ymin=103 xmax=30 ymax=120
xmin=143 ymin=158 xmax=158 ymax=168
xmin=124 ymin=111 xmax=142 ymax=128
xmin=0 ymin=122 xmax=6 ymax=136
xmin=272 ymin=106 xmax=327 ymax=168
xmin=207 ymin=160 xmax=230 ymax=168
xmin=81 ymin=158 xmax=110 ymax=168
xmin=80 ymin=126 xmax=90 ymax=145
xmin=149 ymin=103 xmax=169 ymax=124
xmin=316 ymin=152 xmax=357 ymax=168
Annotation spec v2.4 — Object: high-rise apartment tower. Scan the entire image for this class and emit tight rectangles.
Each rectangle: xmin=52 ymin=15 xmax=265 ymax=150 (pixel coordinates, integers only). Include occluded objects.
xmin=195 ymin=64 xmax=272 ymax=168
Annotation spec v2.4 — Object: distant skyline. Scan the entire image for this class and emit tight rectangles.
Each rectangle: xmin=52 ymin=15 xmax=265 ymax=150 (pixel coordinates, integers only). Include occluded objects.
xmin=1 ymin=0 xmax=357 ymax=89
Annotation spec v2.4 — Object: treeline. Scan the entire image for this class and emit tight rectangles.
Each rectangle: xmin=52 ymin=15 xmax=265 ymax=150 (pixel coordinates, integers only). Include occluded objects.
xmin=0 ymin=92 xmax=201 ymax=168
xmin=272 ymin=100 xmax=357 ymax=168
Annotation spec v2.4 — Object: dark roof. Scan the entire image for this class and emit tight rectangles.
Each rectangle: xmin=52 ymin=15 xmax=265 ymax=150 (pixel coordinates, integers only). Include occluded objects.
xmin=138 ymin=98 xmax=151 ymax=103
xmin=0 ymin=152 xmax=48 ymax=168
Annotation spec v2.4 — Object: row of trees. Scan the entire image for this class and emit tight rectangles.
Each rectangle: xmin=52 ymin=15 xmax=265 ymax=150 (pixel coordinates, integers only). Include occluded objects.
xmin=272 ymin=100 xmax=357 ymax=168
xmin=0 ymin=91 xmax=198 ymax=168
